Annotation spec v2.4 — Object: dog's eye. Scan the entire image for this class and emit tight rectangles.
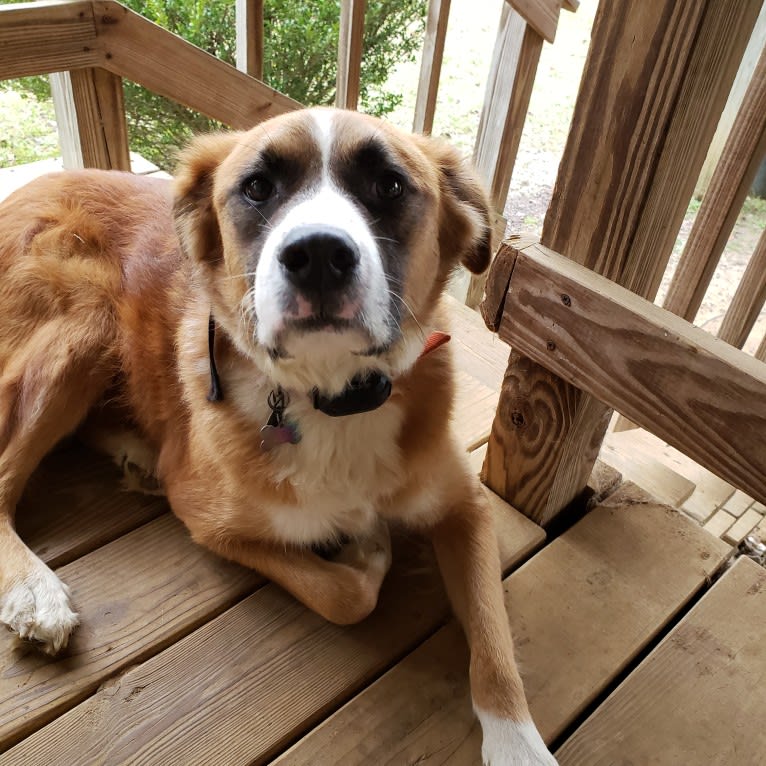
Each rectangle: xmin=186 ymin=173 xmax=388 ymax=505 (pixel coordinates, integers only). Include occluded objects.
xmin=243 ymin=176 xmax=274 ymax=204
xmin=375 ymin=173 xmax=404 ymax=200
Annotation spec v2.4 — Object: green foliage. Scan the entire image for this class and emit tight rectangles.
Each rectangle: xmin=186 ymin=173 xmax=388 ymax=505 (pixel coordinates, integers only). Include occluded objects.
xmin=2 ymin=0 xmax=426 ymax=170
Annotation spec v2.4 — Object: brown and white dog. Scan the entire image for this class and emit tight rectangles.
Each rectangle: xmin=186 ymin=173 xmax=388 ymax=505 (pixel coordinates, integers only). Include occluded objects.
xmin=0 ymin=108 xmax=554 ymax=764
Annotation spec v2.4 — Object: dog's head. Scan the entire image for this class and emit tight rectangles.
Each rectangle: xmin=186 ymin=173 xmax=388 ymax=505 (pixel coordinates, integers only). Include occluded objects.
xmin=174 ymin=108 xmax=491 ymax=395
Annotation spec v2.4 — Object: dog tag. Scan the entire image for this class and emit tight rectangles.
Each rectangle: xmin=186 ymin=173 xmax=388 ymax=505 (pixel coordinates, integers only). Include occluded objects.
xmin=260 ymin=423 xmax=299 ymax=452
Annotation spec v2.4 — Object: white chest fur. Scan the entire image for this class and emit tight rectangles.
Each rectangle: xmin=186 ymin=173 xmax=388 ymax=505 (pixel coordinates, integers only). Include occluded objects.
xmin=264 ymin=395 xmax=406 ymax=545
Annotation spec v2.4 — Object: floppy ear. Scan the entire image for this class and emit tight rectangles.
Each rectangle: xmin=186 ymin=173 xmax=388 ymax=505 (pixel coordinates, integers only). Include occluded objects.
xmin=422 ymin=138 xmax=494 ymax=274
xmin=173 ymin=132 xmax=240 ymax=267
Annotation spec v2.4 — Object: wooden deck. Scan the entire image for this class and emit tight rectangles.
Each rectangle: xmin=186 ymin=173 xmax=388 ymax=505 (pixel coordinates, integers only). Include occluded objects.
xmin=1 ymin=297 xmax=764 ymax=765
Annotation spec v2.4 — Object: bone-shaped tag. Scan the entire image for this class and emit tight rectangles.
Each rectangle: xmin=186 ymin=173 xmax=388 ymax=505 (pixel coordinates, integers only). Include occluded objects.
xmin=260 ymin=423 xmax=299 ymax=452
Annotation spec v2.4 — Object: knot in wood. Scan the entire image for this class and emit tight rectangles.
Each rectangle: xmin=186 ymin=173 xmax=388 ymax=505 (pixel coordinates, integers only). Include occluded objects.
xmin=561 ymin=294 xmax=572 ymax=307
xmin=511 ymin=411 xmax=525 ymax=427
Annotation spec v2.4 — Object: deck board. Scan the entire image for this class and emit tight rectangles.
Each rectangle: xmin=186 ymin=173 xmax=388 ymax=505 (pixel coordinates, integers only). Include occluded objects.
xmin=557 ymin=556 xmax=766 ymax=765
xmin=271 ymin=484 xmax=731 ymax=765
xmin=0 ymin=514 xmax=262 ymax=751
xmin=16 ymin=442 xmax=166 ymax=567
xmin=1 ymin=502 xmax=543 ymax=764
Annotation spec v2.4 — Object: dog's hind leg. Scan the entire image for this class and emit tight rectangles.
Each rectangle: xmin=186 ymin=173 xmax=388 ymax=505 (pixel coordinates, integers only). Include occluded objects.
xmin=0 ymin=319 xmax=114 ymax=653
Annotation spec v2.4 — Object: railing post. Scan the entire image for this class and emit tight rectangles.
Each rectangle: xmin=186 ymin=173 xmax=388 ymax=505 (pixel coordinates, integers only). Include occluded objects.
xmin=235 ymin=0 xmax=264 ymax=80
xmin=663 ymin=43 xmax=766 ymax=323
xmin=482 ymin=0 xmax=762 ymax=526
xmin=412 ymin=0 xmax=451 ymax=135
xmin=336 ymin=0 xmax=366 ymax=110
xmin=50 ymin=68 xmax=130 ymax=171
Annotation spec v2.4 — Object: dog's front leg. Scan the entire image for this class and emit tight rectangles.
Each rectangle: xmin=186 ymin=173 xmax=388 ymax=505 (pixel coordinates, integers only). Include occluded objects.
xmin=190 ymin=518 xmax=391 ymax=626
xmin=428 ymin=488 xmax=555 ymax=766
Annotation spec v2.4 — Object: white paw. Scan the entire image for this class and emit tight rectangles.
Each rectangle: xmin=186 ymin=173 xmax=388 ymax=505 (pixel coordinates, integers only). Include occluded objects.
xmin=476 ymin=709 xmax=557 ymax=766
xmin=0 ymin=567 xmax=79 ymax=654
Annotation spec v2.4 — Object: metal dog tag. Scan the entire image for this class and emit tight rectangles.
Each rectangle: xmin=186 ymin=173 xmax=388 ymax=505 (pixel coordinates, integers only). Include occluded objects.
xmin=260 ymin=423 xmax=299 ymax=452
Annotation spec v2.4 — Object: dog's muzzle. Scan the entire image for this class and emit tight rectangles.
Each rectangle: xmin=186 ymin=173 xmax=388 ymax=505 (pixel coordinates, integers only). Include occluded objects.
xmin=278 ymin=224 xmax=360 ymax=313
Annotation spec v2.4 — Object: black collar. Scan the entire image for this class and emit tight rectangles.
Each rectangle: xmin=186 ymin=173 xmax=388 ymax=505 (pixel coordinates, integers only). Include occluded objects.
xmin=206 ymin=314 xmax=391 ymax=416
xmin=312 ymin=372 xmax=392 ymax=417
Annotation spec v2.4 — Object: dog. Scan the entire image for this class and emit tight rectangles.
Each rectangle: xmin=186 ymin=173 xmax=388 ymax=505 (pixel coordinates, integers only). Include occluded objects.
xmin=0 ymin=107 xmax=554 ymax=765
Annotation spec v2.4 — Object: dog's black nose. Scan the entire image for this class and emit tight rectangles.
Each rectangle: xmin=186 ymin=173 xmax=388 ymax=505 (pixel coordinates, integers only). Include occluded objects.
xmin=278 ymin=225 xmax=360 ymax=294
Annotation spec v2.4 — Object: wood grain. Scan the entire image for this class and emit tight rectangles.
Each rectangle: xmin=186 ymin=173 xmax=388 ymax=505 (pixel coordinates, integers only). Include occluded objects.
xmin=235 ymin=0 xmax=264 ymax=79
xmin=93 ymin=1 xmax=300 ymax=129
xmin=479 ymin=237 xmax=534 ymax=331
xmin=506 ymin=0 xmax=561 ymax=43
xmin=412 ymin=0 xmax=450 ymax=134
xmin=664 ymin=42 xmax=766 ymax=322
xmin=466 ymin=12 xmax=543 ymax=309
xmin=51 ymin=68 xmax=131 ymax=171
xmin=758 ymin=331 xmax=766 ymax=362
xmin=484 ymin=0 xmax=755 ymax=524
xmin=618 ymin=0 xmax=762 ymax=300
xmin=599 ymin=439 xmax=695 ymax=508
xmin=557 ymin=557 xmax=766 ymax=765
xmin=271 ymin=485 xmax=730 ymax=765
xmin=16 ymin=442 xmax=166 ymax=568
xmin=717 ymin=226 xmax=766 ymax=348
xmin=0 ymin=514 xmax=262 ymax=752
xmin=0 ymin=0 xmax=99 ymax=80
xmin=501 ymin=243 xmax=766 ymax=504
xmin=471 ymin=7 xmax=535 ymax=209
xmin=335 ymin=0 xmax=366 ymax=110
xmin=2 ymin=511 xmax=543 ymax=765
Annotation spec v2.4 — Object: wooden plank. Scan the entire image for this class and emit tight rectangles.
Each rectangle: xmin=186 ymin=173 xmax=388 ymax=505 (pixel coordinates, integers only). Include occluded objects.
xmin=0 ymin=0 xmax=100 ymax=79
xmin=0 ymin=514 xmax=262 ymax=752
xmin=702 ymin=509 xmax=736 ymax=539
xmin=664 ymin=42 xmax=766 ymax=322
xmin=465 ymin=11 xmax=543 ymax=309
xmin=2 ymin=508 xmax=544 ymax=765
xmin=717 ymin=227 xmax=766 ymax=348
xmin=235 ymin=0 xmax=264 ymax=80
xmin=93 ymin=1 xmax=300 ymax=130
xmin=618 ymin=0 xmax=763 ymax=301
xmin=601 ymin=428 xmax=735 ymax=523
xmin=506 ymin=0 xmax=561 ymax=44
xmin=15 ymin=442 xmax=166 ymax=568
xmin=500 ymin=243 xmax=766 ymax=505
xmin=444 ymin=294 xmax=510 ymax=392
xmin=51 ymin=68 xmax=131 ymax=171
xmin=695 ymin=2 xmax=766 ymax=197
xmin=557 ymin=557 xmax=766 ymax=765
xmin=484 ymin=0 xmax=753 ymax=524
xmin=335 ymin=0 xmax=366 ymax=110
xmin=412 ymin=0 xmax=450 ymax=135
xmin=454 ymin=371 xmax=499 ymax=452
xmin=271 ymin=485 xmax=730 ymax=765
xmin=471 ymin=6 xmax=543 ymax=218
xmin=722 ymin=507 xmax=761 ymax=546
xmin=599 ymin=440 xmax=695 ymax=508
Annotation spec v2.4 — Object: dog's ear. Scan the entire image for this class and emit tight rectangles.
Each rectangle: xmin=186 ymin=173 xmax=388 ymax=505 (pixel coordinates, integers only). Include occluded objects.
xmin=173 ymin=132 xmax=240 ymax=267
xmin=420 ymin=138 xmax=494 ymax=274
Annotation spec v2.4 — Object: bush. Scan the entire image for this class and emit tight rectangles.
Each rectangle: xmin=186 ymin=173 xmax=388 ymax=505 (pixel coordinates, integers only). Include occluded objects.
xmin=1 ymin=0 xmax=426 ymax=170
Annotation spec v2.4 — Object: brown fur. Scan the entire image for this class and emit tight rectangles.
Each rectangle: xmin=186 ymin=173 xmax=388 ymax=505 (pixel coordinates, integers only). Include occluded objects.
xmin=0 ymin=110 xmax=539 ymax=752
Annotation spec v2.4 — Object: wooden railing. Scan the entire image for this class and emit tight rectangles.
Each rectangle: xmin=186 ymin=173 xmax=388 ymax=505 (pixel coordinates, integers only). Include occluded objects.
xmin=1 ymin=0 xmax=579 ymax=299
xmin=2 ymin=0 xmax=764 ymax=527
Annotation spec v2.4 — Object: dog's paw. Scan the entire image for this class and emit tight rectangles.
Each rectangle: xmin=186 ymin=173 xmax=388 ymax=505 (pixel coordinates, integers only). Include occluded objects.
xmin=477 ymin=710 xmax=557 ymax=766
xmin=0 ymin=567 xmax=79 ymax=655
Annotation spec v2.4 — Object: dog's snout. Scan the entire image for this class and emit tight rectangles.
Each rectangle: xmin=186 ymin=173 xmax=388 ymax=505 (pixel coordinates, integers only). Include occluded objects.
xmin=278 ymin=226 xmax=360 ymax=294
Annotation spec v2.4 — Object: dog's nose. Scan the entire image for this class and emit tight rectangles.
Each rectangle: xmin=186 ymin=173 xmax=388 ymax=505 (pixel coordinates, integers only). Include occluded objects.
xmin=278 ymin=226 xmax=360 ymax=294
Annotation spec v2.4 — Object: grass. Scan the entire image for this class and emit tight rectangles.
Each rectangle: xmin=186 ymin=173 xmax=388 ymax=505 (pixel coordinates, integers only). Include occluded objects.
xmin=0 ymin=88 xmax=59 ymax=168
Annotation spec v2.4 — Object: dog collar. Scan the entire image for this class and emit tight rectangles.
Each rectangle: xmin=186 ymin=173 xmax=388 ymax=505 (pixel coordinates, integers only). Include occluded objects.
xmin=205 ymin=314 xmax=450 ymax=439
